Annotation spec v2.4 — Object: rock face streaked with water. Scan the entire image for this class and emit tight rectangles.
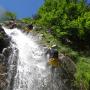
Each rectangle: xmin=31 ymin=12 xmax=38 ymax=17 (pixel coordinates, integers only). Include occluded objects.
xmin=0 ymin=26 xmax=11 ymax=90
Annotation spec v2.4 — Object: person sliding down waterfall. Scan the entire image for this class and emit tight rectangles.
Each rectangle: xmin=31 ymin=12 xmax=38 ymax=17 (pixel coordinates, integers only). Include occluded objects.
xmin=46 ymin=45 xmax=61 ymax=72
xmin=45 ymin=44 xmax=64 ymax=89
xmin=26 ymin=24 xmax=33 ymax=32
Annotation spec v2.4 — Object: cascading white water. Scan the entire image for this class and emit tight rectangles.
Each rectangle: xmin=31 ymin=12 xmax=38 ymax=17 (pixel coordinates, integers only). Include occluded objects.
xmin=3 ymin=27 xmax=68 ymax=90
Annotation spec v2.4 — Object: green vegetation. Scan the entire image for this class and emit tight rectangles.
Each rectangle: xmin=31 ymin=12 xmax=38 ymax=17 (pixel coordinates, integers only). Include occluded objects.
xmin=4 ymin=11 xmax=16 ymax=20
xmin=1 ymin=11 xmax=16 ymax=21
xmin=75 ymin=57 xmax=90 ymax=90
xmin=20 ymin=18 xmax=32 ymax=24
xmin=33 ymin=0 xmax=90 ymax=51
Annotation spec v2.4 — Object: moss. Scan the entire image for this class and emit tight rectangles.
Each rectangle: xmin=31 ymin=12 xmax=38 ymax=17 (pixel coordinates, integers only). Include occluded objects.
xmin=75 ymin=57 xmax=90 ymax=90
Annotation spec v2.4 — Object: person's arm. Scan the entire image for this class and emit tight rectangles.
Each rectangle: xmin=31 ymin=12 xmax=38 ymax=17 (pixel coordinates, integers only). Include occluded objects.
xmin=44 ymin=48 xmax=51 ymax=55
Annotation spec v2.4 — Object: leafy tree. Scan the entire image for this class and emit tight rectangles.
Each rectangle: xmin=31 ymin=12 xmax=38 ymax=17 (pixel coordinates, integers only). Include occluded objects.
xmin=3 ymin=11 xmax=16 ymax=20
xmin=34 ymin=0 xmax=90 ymax=50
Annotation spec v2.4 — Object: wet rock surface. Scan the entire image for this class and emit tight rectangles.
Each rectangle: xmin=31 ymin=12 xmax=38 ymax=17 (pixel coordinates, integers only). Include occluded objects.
xmin=0 ymin=27 xmax=18 ymax=90
xmin=0 ymin=26 xmax=11 ymax=90
xmin=0 ymin=46 xmax=18 ymax=90
xmin=58 ymin=54 xmax=76 ymax=90
xmin=0 ymin=48 xmax=11 ymax=90
xmin=6 ymin=47 xmax=18 ymax=90
xmin=0 ymin=26 xmax=11 ymax=53
xmin=0 ymin=63 xmax=8 ymax=90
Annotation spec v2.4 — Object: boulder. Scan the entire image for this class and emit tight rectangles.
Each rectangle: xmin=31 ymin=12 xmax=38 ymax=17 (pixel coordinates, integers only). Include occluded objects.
xmin=58 ymin=54 xmax=76 ymax=89
xmin=59 ymin=54 xmax=76 ymax=74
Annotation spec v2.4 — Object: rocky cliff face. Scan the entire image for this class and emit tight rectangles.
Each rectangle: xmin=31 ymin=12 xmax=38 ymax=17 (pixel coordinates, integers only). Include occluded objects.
xmin=0 ymin=27 xmax=11 ymax=90
xmin=0 ymin=26 xmax=10 ymax=52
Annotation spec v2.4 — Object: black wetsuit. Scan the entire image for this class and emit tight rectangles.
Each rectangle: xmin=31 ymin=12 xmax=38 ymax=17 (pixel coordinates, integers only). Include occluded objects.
xmin=47 ymin=48 xmax=58 ymax=58
xmin=27 ymin=24 xmax=33 ymax=30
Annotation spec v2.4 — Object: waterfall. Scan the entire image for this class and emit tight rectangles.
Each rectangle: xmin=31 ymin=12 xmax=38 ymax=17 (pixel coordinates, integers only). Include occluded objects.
xmin=3 ymin=27 xmax=68 ymax=90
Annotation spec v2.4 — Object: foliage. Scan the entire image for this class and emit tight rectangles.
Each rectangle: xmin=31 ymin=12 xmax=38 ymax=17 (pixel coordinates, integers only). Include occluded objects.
xmin=33 ymin=0 xmax=90 ymax=50
xmin=3 ymin=11 xmax=16 ymax=20
xmin=20 ymin=17 xmax=32 ymax=24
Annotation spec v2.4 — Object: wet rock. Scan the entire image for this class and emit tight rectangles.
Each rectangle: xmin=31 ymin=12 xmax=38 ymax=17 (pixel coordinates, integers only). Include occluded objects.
xmin=59 ymin=54 xmax=76 ymax=74
xmin=0 ymin=26 xmax=12 ymax=90
xmin=0 ymin=47 xmax=18 ymax=90
xmin=0 ymin=53 xmax=9 ymax=90
xmin=6 ymin=47 xmax=18 ymax=90
xmin=0 ymin=26 xmax=11 ymax=53
xmin=0 ymin=54 xmax=5 ymax=63
xmin=0 ymin=64 xmax=8 ymax=90
xmin=0 ymin=54 xmax=8 ymax=67
xmin=58 ymin=54 xmax=76 ymax=89
xmin=2 ymin=47 xmax=12 ymax=58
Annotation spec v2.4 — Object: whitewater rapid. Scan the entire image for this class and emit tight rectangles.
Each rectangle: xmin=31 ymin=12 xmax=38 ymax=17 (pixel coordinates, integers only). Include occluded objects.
xmin=3 ymin=27 xmax=68 ymax=90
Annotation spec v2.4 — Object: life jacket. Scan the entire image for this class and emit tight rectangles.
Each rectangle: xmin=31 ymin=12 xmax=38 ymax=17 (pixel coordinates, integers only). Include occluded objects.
xmin=48 ymin=58 xmax=61 ymax=67
xmin=24 ymin=27 xmax=32 ymax=32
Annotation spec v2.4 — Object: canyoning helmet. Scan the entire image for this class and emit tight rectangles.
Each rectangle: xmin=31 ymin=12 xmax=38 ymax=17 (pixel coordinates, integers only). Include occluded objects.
xmin=51 ymin=44 xmax=57 ymax=48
